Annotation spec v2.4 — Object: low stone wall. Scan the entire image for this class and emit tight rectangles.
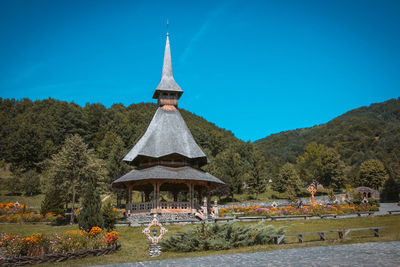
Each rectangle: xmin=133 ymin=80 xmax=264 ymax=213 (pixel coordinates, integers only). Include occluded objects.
xmin=0 ymin=243 xmax=121 ymax=266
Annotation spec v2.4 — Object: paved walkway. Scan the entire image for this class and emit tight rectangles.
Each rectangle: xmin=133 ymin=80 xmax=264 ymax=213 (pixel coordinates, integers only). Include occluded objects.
xmin=95 ymin=241 xmax=400 ymax=267
xmin=375 ymin=203 xmax=399 ymax=215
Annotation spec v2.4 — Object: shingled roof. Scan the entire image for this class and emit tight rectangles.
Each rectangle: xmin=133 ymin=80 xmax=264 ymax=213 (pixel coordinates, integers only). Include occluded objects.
xmin=113 ymin=165 xmax=224 ymax=188
xmin=153 ymin=35 xmax=183 ymax=99
xmin=123 ymin=107 xmax=208 ymax=164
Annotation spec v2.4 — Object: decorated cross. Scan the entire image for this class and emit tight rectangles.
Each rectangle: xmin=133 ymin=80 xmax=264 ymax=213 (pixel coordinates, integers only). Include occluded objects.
xmin=142 ymin=215 xmax=168 ymax=244
xmin=307 ymin=180 xmax=319 ymax=205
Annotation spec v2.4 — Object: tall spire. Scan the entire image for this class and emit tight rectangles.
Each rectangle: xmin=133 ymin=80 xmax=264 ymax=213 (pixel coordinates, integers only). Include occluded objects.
xmin=153 ymin=28 xmax=183 ymax=100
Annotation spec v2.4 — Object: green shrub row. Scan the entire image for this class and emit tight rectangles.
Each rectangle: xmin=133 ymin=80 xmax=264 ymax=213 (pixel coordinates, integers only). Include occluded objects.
xmin=160 ymin=222 xmax=285 ymax=252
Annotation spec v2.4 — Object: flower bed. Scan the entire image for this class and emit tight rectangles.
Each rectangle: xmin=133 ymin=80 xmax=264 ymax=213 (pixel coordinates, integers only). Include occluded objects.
xmin=219 ymin=203 xmax=379 ymax=218
xmin=0 ymin=228 xmax=120 ymax=260
xmin=0 ymin=202 xmax=62 ymax=223
xmin=0 ymin=243 xmax=120 ymax=266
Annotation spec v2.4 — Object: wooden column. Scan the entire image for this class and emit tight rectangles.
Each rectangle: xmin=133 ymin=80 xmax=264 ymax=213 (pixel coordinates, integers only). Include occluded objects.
xmin=128 ymin=185 xmax=132 ymax=205
xmin=156 ymin=182 xmax=161 ymax=210
xmin=153 ymin=182 xmax=157 ymax=211
xmin=199 ymin=188 xmax=203 ymax=205
xmin=191 ymin=183 xmax=195 ymax=211
xmin=206 ymin=186 xmax=211 ymax=219
xmin=188 ymin=182 xmax=192 ymax=211
xmin=125 ymin=187 xmax=129 ymax=204
xmin=186 ymin=181 xmax=194 ymax=212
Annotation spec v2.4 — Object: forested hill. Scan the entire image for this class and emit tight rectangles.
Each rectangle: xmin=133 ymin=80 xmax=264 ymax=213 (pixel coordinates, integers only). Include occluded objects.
xmin=254 ymin=98 xmax=400 ymax=179
xmin=0 ymin=98 xmax=241 ymax=173
xmin=1 ymin=97 xmax=399 ymax=200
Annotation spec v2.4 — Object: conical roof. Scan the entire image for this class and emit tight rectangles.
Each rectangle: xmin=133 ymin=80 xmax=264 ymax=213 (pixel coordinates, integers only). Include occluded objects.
xmin=123 ymin=107 xmax=208 ymax=165
xmin=153 ymin=35 xmax=183 ymax=99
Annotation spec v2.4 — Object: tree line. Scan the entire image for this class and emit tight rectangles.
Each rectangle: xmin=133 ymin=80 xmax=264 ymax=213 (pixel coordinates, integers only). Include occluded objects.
xmin=0 ymin=97 xmax=398 ymax=207
xmin=255 ymin=98 xmax=400 ymax=201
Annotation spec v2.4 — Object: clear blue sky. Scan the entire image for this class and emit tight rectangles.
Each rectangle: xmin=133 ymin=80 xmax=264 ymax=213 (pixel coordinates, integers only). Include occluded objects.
xmin=1 ymin=0 xmax=399 ymax=141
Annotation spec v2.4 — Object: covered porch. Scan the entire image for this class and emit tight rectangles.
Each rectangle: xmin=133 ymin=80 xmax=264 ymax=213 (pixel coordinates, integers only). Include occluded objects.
xmin=124 ymin=179 xmax=212 ymax=214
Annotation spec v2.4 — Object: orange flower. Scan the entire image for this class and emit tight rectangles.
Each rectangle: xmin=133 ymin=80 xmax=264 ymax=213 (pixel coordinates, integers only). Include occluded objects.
xmin=89 ymin=226 xmax=103 ymax=237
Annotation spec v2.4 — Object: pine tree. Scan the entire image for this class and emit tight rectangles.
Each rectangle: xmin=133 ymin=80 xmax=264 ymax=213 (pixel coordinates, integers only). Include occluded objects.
xmin=43 ymin=134 xmax=107 ymax=224
xmin=40 ymin=188 xmax=64 ymax=216
xmin=78 ymin=159 xmax=104 ymax=231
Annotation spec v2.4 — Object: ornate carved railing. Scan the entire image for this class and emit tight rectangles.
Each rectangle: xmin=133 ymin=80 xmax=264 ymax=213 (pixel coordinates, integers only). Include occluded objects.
xmin=128 ymin=202 xmax=192 ymax=213
xmin=159 ymin=202 xmax=190 ymax=210
xmin=129 ymin=202 xmax=153 ymax=213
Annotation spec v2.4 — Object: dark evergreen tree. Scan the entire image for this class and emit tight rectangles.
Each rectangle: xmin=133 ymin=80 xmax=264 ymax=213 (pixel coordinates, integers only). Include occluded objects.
xmin=207 ymin=147 xmax=244 ymax=200
xmin=78 ymin=168 xmax=104 ymax=231
xmin=245 ymin=145 xmax=266 ymax=199
xmin=40 ymin=188 xmax=65 ymax=216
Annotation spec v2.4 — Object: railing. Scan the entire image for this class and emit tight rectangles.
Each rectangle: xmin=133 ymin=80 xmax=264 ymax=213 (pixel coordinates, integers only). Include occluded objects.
xmin=127 ymin=202 xmax=191 ymax=213
xmin=160 ymin=202 xmax=190 ymax=210
xmin=129 ymin=202 xmax=153 ymax=213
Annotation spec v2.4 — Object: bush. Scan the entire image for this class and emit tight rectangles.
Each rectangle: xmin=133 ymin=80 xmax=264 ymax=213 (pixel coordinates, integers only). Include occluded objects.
xmin=327 ymin=188 xmax=336 ymax=202
xmin=0 ymin=229 xmax=119 ymax=258
xmin=351 ymin=193 xmax=380 ymax=207
xmin=102 ymin=201 xmax=120 ymax=231
xmin=160 ymin=222 xmax=285 ymax=252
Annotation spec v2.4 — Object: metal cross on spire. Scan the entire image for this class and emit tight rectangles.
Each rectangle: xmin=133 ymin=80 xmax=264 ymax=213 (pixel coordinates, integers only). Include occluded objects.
xmin=166 ymin=19 xmax=169 ymax=36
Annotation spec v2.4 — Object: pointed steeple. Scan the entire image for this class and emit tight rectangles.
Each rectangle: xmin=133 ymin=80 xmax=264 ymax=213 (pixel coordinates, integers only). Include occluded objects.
xmin=153 ymin=34 xmax=183 ymax=101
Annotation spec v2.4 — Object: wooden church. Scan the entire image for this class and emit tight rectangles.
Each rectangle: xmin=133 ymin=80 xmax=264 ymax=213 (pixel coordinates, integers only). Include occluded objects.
xmin=112 ymin=33 xmax=224 ymax=218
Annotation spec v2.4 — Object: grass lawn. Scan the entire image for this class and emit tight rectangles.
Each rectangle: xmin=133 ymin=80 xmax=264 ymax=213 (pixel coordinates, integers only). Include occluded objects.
xmin=1 ymin=215 xmax=399 ymax=266
xmin=0 ymin=193 xmax=45 ymax=209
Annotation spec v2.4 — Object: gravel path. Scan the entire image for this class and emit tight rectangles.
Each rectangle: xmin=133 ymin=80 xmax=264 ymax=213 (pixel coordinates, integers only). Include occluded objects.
xmin=94 ymin=241 xmax=400 ymax=267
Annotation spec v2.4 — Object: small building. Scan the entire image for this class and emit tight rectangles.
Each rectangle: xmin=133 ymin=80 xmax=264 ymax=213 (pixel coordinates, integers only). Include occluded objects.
xmin=354 ymin=187 xmax=380 ymax=199
xmin=112 ymin=33 xmax=224 ymax=218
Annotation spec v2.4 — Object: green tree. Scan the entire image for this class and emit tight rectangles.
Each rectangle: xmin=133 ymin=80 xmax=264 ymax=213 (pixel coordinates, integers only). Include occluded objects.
xmin=357 ymin=159 xmax=388 ymax=190
xmin=20 ymin=170 xmax=41 ymax=196
xmin=273 ymin=163 xmax=302 ymax=197
xmin=40 ymin=188 xmax=65 ymax=216
xmin=44 ymin=134 xmax=105 ymax=224
xmin=245 ymin=145 xmax=266 ymax=199
xmin=207 ymin=147 xmax=244 ymax=200
xmin=3 ymin=172 xmax=23 ymax=195
xmin=78 ymin=157 xmax=105 ymax=231
xmin=297 ymin=142 xmax=346 ymax=190
xmin=97 ymin=131 xmax=129 ymax=184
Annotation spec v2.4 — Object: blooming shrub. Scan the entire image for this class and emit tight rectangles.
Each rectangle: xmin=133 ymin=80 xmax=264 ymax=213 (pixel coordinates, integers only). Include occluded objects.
xmin=89 ymin=226 xmax=103 ymax=237
xmin=219 ymin=203 xmax=379 ymax=218
xmin=0 ymin=202 xmax=62 ymax=223
xmin=0 ymin=228 xmax=119 ymax=258
xmin=106 ymin=231 xmax=119 ymax=245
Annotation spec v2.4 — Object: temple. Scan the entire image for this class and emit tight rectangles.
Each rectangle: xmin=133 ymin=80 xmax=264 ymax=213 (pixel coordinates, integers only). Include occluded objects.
xmin=112 ymin=33 xmax=224 ymax=219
